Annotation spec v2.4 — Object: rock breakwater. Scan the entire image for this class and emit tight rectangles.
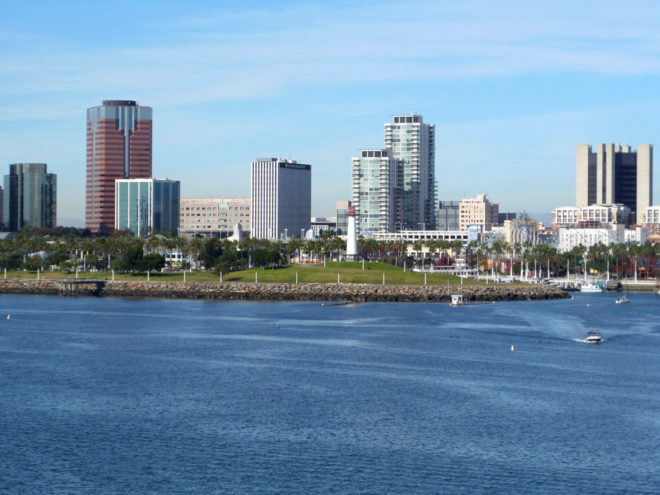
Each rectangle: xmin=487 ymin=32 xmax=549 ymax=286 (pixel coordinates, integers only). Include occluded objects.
xmin=0 ymin=279 xmax=568 ymax=302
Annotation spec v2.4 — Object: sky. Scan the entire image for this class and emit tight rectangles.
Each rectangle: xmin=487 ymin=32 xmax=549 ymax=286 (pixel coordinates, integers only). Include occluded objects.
xmin=2 ymin=0 xmax=660 ymax=226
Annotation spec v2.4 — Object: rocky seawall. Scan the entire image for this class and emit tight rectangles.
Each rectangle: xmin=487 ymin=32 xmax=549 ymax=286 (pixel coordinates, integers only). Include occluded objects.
xmin=0 ymin=279 xmax=569 ymax=302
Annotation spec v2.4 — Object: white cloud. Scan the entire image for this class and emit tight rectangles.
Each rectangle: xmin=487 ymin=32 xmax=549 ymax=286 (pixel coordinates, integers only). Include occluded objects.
xmin=3 ymin=0 xmax=660 ymax=106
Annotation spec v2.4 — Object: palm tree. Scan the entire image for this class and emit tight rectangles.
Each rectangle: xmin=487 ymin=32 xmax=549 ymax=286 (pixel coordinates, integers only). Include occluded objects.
xmin=330 ymin=236 xmax=345 ymax=261
xmin=426 ymin=240 xmax=439 ymax=267
xmin=411 ymin=240 xmax=423 ymax=266
xmin=286 ymin=237 xmax=304 ymax=263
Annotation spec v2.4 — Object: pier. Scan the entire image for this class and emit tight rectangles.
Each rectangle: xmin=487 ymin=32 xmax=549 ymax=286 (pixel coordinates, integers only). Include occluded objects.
xmin=57 ymin=279 xmax=106 ymax=296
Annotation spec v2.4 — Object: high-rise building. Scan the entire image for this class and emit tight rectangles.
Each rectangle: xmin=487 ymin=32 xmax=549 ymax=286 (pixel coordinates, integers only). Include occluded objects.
xmin=250 ymin=158 xmax=311 ymax=240
xmin=179 ymin=196 xmax=250 ymax=237
xmin=385 ymin=114 xmax=435 ymax=230
xmin=459 ymin=193 xmax=499 ymax=232
xmin=351 ymin=149 xmax=401 ymax=234
xmin=86 ymin=100 xmax=152 ymax=234
xmin=115 ymin=178 xmax=180 ymax=237
xmin=576 ymin=143 xmax=652 ymax=222
xmin=3 ymin=163 xmax=56 ymax=231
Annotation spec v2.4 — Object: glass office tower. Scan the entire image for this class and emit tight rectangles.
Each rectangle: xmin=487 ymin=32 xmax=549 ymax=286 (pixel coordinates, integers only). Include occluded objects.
xmin=115 ymin=178 xmax=180 ymax=237
xmin=3 ymin=163 xmax=56 ymax=231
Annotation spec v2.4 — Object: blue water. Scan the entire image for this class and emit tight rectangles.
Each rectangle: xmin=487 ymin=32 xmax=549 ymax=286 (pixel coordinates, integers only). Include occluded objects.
xmin=0 ymin=293 xmax=659 ymax=494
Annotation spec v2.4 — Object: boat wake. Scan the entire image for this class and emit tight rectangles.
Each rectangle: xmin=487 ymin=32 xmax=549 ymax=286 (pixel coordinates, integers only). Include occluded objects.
xmin=572 ymin=338 xmax=606 ymax=344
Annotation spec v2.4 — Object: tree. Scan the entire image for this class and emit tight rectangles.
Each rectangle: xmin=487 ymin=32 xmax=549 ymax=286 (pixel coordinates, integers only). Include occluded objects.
xmin=199 ymin=237 xmax=223 ymax=269
xmin=0 ymin=253 xmax=22 ymax=270
xmin=46 ymin=249 xmax=69 ymax=268
xmin=111 ymin=239 xmax=144 ymax=272
xmin=251 ymin=248 xmax=281 ymax=267
xmin=23 ymin=255 xmax=44 ymax=271
xmin=287 ymin=237 xmax=304 ymax=263
xmin=412 ymin=240 xmax=424 ymax=266
xmin=139 ymin=253 xmax=165 ymax=272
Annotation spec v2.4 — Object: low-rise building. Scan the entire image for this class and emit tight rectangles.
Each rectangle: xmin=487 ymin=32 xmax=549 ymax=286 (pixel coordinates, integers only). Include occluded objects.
xmin=368 ymin=229 xmax=470 ymax=245
xmin=625 ymin=226 xmax=649 ymax=244
xmin=179 ymin=196 xmax=250 ymax=237
xmin=310 ymin=217 xmax=337 ymax=238
xmin=642 ymin=206 xmax=660 ymax=240
xmin=557 ymin=225 xmax=624 ymax=252
xmin=459 ymin=194 xmax=499 ymax=231
xmin=552 ymin=204 xmax=631 ymax=228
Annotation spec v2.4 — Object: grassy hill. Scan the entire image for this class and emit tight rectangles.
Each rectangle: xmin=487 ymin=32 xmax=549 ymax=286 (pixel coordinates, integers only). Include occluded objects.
xmin=2 ymin=261 xmax=498 ymax=286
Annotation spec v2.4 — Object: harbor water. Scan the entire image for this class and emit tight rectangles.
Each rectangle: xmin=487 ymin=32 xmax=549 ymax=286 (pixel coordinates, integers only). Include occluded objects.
xmin=0 ymin=293 xmax=659 ymax=494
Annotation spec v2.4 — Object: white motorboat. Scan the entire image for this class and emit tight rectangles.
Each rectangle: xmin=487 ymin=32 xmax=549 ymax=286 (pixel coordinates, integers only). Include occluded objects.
xmin=449 ymin=294 xmax=466 ymax=306
xmin=615 ymin=295 xmax=629 ymax=304
xmin=579 ymin=282 xmax=604 ymax=293
xmin=585 ymin=330 xmax=602 ymax=344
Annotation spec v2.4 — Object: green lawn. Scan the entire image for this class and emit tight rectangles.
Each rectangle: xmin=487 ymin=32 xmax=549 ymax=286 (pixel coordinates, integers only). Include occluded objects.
xmin=0 ymin=262 xmax=501 ymax=286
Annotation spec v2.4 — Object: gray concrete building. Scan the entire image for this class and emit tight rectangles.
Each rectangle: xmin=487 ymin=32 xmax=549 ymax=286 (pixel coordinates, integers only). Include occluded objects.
xmin=250 ymin=158 xmax=311 ymax=240
xmin=576 ymin=143 xmax=652 ymax=222
xmin=3 ymin=163 xmax=56 ymax=231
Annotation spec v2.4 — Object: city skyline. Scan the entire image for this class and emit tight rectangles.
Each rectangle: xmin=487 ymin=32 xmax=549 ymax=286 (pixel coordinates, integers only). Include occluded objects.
xmin=2 ymin=1 xmax=660 ymax=226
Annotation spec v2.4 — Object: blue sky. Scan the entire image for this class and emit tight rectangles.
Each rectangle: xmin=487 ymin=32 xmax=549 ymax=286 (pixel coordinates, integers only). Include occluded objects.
xmin=2 ymin=0 xmax=660 ymax=226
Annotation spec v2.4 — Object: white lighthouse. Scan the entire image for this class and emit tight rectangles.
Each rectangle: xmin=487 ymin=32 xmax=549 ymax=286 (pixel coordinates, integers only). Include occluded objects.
xmin=346 ymin=206 xmax=358 ymax=261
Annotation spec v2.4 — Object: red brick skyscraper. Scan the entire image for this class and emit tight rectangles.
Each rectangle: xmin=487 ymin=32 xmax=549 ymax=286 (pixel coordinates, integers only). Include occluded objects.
xmin=86 ymin=100 xmax=152 ymax=233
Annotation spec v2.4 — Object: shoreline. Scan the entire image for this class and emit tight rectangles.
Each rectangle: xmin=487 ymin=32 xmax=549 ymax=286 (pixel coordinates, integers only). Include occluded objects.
xmin=0 ymin=279 xmax=569 ymax=302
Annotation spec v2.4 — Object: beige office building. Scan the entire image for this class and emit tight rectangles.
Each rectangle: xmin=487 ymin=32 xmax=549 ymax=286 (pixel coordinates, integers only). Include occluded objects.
xmin=459 ymin=193 xmax=499 ymax=231
xmin=179 ymin=196 xmax=250 ymax=237
xmin=576 ymin=143 xmax=652 ymax=222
